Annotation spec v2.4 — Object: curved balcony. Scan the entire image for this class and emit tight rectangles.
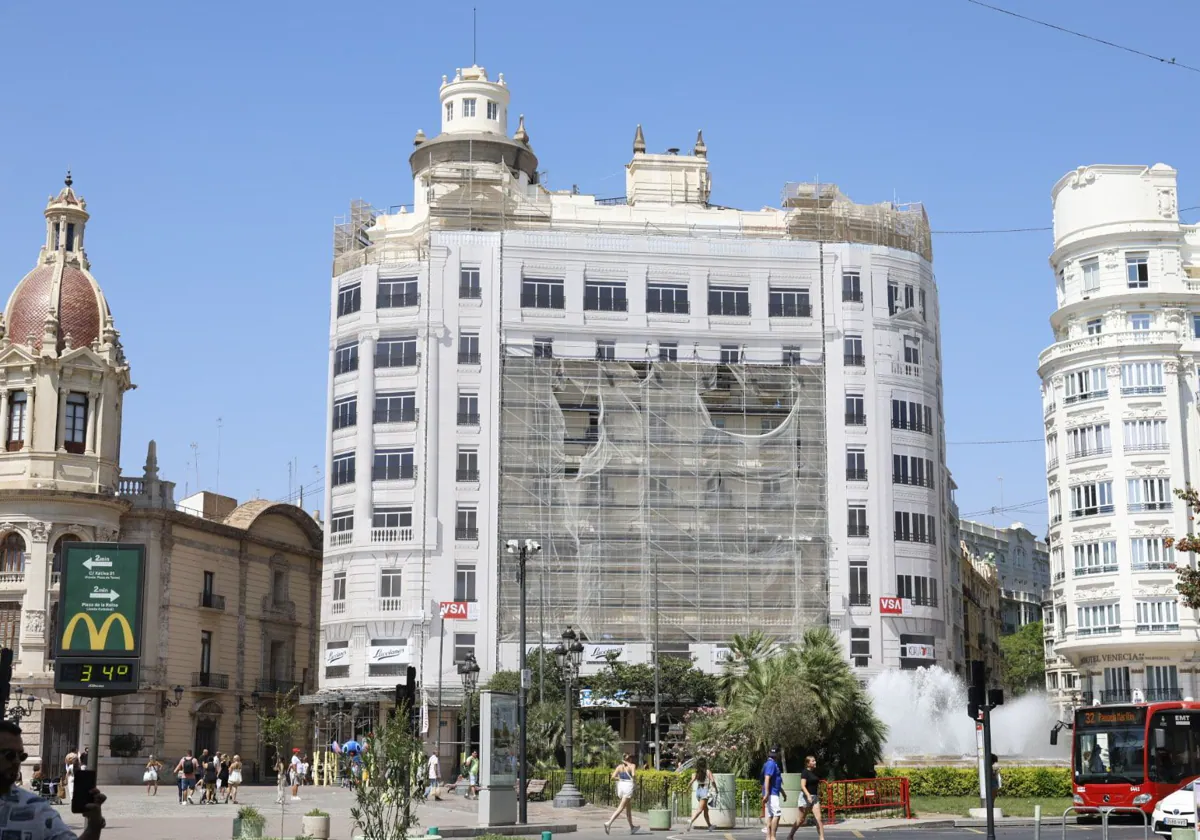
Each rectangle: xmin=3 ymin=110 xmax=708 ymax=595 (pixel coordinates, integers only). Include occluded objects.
xmin=1039 ymin=328 xmax=1181 ymax=369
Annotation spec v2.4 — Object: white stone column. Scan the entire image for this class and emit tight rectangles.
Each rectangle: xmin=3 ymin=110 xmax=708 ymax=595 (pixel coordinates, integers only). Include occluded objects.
xmin=421 ymin=326 xmax=440 ymax=549
xmin=85 ymin=391 xmax=98 ymax=455
xmin=55 ymin=388 xmax=67 ymax=451
xmin=19 ymin=528 xmax=51 ymax=673
xmin=24 ymin=387 xmax=34 ymax=449
xmin=94 ymin=391 xmax=105 ymax=461
xmin=355 ymin=335 xmax=376 ymax=542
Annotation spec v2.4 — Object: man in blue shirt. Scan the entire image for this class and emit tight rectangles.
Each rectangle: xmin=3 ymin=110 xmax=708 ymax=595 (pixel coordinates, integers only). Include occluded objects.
xmin=761 ymin=747 xmax=785 ymax=840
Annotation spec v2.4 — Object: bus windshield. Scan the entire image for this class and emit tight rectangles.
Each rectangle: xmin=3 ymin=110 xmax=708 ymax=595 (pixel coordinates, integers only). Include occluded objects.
xmin=1075 ymin=707 xmax=1146 ymax=785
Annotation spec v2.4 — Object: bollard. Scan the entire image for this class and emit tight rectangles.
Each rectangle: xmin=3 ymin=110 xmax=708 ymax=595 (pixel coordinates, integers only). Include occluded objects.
xmin=1034 ymin=805 xmax=1042 ymax=840
xmin=542 ymin=832 xmax=552 ymax=840
xmin=428 ymin=830 xmax=439 ymax=837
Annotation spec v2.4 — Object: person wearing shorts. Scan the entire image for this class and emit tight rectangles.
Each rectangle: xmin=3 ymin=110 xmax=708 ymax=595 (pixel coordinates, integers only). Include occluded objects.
xmin=603 ymin=754 xmax=637 ymax=834
xmin=787 ymin=756 xmax=825 ymax=840
xmin=762 ymin=747 xmax=784 ymax=840
xmin=174 ymin=750 xmax=199 ymax=805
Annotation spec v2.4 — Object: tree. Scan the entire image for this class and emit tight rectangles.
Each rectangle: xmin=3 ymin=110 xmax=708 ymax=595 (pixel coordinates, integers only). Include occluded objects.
xmin=256 ymin=690 xmax=301 ymax=838
xmin=485 ymin=649 xmax=565 ymax=705
xmin=574 ymin=718 xmax=620 ymax=767
xmin=349 ymin=716 xmax=425 ymax=840
xmin=998 ymin=621 xmax=1045 ymax=697
xmin=719 ymin=630 xmax=774 ymax=704
xmin=1167 ymin=487 xmax=1200 ymax=607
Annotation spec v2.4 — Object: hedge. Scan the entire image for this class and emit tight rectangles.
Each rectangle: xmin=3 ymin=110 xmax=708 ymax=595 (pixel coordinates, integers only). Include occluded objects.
xmin=539 ymin=769 xmax=763 ymax=815
xmin=880 ymin=766 xmax=1071 ymax=798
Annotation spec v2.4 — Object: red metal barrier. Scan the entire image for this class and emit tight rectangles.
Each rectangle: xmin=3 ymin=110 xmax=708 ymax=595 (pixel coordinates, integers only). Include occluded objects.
xmin=821 ymin=777 xmax=911 ymax=822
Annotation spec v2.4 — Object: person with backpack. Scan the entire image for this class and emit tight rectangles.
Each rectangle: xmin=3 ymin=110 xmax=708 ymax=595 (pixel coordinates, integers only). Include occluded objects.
xmin=174 ymin=750 xmax=199 ymax=805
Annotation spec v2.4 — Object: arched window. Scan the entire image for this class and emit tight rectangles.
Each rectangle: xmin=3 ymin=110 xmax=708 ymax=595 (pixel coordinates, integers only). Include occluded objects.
xmin=52 ymin=535 xmax=80 ymax=581
xmin=1 ymin=534 xmax=25 ymax=575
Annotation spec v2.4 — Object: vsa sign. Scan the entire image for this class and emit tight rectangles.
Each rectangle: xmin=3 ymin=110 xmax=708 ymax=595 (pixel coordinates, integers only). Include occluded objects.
xmin=879 ymin=597 xmax=912 ymax=616
xmin=439 ymin=601 xmax=478 ymax=620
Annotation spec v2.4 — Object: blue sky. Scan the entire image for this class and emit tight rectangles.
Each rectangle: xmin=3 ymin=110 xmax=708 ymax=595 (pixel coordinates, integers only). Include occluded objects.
xmin=1 ymin=1 xmax=1197 ymax=531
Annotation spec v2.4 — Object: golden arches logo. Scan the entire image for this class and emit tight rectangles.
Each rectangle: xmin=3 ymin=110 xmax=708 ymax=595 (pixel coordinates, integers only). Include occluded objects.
xmin=61 ymin=613 xmax=134 ymax=651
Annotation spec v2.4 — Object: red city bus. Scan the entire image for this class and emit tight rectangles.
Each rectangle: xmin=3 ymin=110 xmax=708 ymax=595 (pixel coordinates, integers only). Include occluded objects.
xmin=1072 ymin=701 xmax=1200 ymax=812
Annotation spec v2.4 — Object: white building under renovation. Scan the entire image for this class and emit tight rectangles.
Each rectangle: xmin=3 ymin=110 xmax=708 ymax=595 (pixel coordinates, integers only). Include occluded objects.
xmin=1040 ymin=163 xmax=1199 ymax=712
xmin=319 ymin=65 xmax=961 ymax=744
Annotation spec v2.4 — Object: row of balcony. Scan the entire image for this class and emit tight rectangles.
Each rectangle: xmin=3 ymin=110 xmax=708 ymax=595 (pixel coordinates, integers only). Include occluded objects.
xmin=326 ymin=597 xmax=425 ymax=619
xmin=1038 ymin=328 xmax=1182 ymax=367
xmin=190 ymin=672 xmax=304 ymax=693
xmin=1080 ymin=688 xmax=1183 ymax=704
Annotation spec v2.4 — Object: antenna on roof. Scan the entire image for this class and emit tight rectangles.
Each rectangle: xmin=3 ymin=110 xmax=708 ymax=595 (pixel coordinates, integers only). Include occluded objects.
xmin=473 ymin=7 xmax=477 ymax=65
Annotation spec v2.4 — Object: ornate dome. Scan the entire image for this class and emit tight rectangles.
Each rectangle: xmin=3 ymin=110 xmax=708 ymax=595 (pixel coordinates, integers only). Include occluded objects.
xmin=5 ymin=263 xmax=109 ymax=353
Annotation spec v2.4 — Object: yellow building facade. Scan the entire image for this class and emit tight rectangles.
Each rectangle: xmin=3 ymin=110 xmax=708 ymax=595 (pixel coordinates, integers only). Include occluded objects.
xmin=960 ymin=540 xmax=1002 ymax=685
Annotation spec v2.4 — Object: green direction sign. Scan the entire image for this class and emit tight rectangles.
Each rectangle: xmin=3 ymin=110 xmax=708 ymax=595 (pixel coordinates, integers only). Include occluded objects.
xmin=57 ymin=543 xmax=145 ymax=658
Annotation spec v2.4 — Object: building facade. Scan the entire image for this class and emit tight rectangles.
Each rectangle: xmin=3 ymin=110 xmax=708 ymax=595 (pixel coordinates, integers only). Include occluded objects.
xmin=0 ymin=178 xmax=322 ymax=783
xmin=958 ymin=519 xmax=1050 ymax=634
xmin=1040 ymin=163 xmax=1198 ymax=706
xmin=320 ymin=65 xmax=959 ymax=755
xmin=960 ymin=540 xmax=1002 ymax=686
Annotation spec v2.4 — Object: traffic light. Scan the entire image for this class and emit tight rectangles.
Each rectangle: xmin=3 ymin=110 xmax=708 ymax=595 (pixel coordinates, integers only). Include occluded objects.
xmin=988 ymin=688 xmax=1005 ymax=708
xmin=967 ymin=660 xmax=985 ymax=719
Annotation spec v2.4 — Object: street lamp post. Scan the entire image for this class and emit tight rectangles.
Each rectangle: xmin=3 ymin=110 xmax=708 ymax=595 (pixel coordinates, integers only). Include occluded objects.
xmin=552 ymin=627 xmax=585 ymax=808
xmin=6 ymin=688 xmax=36 ymax=723
xmin=457 ymin=651 xmax=480 ymax=769
xmin=506 ymin=537 xmax=541 ymax=824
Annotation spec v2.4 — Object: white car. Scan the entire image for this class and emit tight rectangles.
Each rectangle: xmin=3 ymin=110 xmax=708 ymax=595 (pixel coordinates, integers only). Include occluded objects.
xmin=1152 ymin=781 xmax=1196 ymax=836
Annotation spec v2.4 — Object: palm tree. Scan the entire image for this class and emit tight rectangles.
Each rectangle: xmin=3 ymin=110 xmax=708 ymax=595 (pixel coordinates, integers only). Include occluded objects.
xmin=719 ymin=630 xmax=775 ymax=704
xmin=574 ymin=718 xmax=620 ymax=768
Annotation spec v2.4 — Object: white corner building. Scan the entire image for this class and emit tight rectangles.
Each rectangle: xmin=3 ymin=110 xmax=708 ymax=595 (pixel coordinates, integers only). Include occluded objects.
xmin=320 ymin=65 xmax=961 ymax=746
xmin=1041 ymin=163 xmax=1198 ymax=711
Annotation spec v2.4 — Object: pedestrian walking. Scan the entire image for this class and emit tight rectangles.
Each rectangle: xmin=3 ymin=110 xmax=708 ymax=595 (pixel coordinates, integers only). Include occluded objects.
xmin=603 ymin=753 xmax=638 ymax=835
xmin=64 ymin=751 xmax=78 ymax=805
xmin=426 ymin=751 xmax=441 ymax=800
xmin=174 ymin=749 xmax=199 ymax=805
xmin=143 ymin=755 xmax=163 ymax=796
xmin=466 ymin=750 xmax=480 ymax=800
xmin=762 ymin=748 xmax=785 ymax=840
xmin=274 ymin=756 xmax=288 ymax=804
xmin=687 ymin=757 xmax=717 ymax=831
xmin=202 ymin=752 xmax=219 ymax=803
xmin=228 ymin=755 xmax=243 ymax=804
xmin=217 ymin=754 xmax=230 ymax=802
xmin=786 ymin=756 xmax=825 ymax=840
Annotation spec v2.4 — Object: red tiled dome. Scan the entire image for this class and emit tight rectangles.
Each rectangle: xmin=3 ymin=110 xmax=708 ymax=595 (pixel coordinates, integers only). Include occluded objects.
xmin=6 ymin=264 xmax=106 ymax=353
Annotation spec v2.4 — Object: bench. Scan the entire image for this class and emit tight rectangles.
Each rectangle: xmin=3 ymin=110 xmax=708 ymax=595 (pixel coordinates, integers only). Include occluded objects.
xmin=526 ymin=779 xmax=548 ymax=801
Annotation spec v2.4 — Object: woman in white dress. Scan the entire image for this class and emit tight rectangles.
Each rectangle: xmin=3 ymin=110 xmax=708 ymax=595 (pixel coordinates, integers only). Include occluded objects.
xmin=64 ymin=751 xmax=77 ymax=804
xmin=227 ymin=755 xmax=243 ymax=804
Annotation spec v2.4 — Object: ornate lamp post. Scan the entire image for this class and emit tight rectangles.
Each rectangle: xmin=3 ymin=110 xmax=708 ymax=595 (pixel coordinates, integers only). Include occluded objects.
xmin=160 ymin=685 xmax=185 ymax=712
xmin=7 ymin=688 xmax=37 ymax=722
xmin=457 ymin=651 xmax=480 ymax=761
xmin=506 ymin=537 xmax=541 ymax=824
xmin=552 ymin=627 xmax=585 ymax=808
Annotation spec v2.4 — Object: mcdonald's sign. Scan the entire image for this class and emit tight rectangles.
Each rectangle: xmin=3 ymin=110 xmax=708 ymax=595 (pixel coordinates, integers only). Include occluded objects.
xmin=56 ymin=543 xmax=145 ymax=658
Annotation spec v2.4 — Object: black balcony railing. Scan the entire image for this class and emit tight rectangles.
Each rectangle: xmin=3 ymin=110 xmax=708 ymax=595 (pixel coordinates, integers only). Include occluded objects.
xmin=845 ymin=413 xmax=867 ymax=426
xmin=458 ymin=352 xmax=482 ymax=364
xmin=456 ymin=469 xmax=480 ymax=482
xmin=848 ymin=525 xmax=869 ymax=538
xmin=846 ymin=468 xmax=868 ymax=481
xmin=198 ymin=592 xmax=226 ymax=610
xmin=842 ymin=290 xmax=864 ymax=303
xmin=911 ymin=593 xmax=939 ymax=608
xmin=374 ymin=409 xmax=418 ymax=424
xmin=848 ymin=593 xmax=871 ymax=607
xmin=844 ymin=354 xmax=865 ymax=367
xmin=456 ymin=527 xmax=479 ymax=540
xmin=1144 ymin=688 xmax=1183 ymax=702
xmin=256 ymin=678 xmax=303 ymax=695
xmin=457 ymin=413 xmax=480 ymax=425
xmin=192 ymin=672 xmax=229 ymax=689
xmin=459 ymin=285 xmax=482 ymax=300
xmin=1101 ymin=689 xmax=1132 ymax=704
xmin=769 ymin=303 xmax=812 ymax=318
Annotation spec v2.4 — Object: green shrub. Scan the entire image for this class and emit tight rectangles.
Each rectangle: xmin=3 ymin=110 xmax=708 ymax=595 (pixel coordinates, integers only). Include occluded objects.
xmin=303 ymin=808 xmax=328 ymax=818
xmin=879 ymin=766 xmax=1070 ymax=798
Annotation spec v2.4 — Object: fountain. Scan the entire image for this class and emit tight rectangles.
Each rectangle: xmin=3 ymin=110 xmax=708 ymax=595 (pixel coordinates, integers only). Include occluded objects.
xmin=868 ymin=666 xmax=1068 ymax=764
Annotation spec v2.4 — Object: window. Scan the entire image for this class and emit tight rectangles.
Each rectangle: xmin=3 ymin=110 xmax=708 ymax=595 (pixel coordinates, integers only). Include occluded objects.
xmin=919 ymin=289 xmax=927 ymax=321
xmin=904 ymin=284 xmax=915 ymax=310
xmin=647 ymin=283 xmax=689 ymax=314
xmin=0 ymin=534 xmax=24 ymax=575
xmin=332 ymin=571 xmax=346 ymax=602
xmin=1146 ymin=665 xmax=1179 ymax=698
xmin=200 ymin=630 xmax=212 ymax=675
xmin=850 ymin=627 xmax=870 ymax=667
xmin=848 ymin=561 xmax=869 ymax=606
xmin=782 ymin=345 xmax=803 ymax=365
xmin=456 ymin=507 xmax=478 ymax=540
xmin=372 ymin=507 xmax=413 ymax=543
xmin=896 ymin=574 xmax=938 ymax=607
xmin=375 ymin=337 xmax=419 ymax=368
xmin=844 ymin=335 xmax=864 ymax=366
xmin=892 ymin=455 xmax=934 ymax=488
xmin=0 ymin=602 xmax=18 ymax=651
xmin=1131 ymin=537 xmax=1172 ymax=571
xmin=903 ymin=336 xmax=920 ymax=368
xmin=846 ymin=448 xmax=867 ymax=481
xmin=1124 ymin=419 xmax=1168 ymax=451
xmin=533 ymin=338 xmax=554 ymax=358
xmin=334 ymin=341 xmax=359 ymax=376
xmin=887 ymin=281 xmax=899 ymax=315
xmin=842 ymin=271 xmax=862 ymax=302
xmin=769 ymin=287 xmax=811 ymax=317
xmin=1086 ymin=318 xmax=1102 ymax=335
xmin=1194 ymin=314 xmax=1200 ymax=339
xmin=462 ymin=97 xmax=476 ymax=117
xmin=337 ymin=283 xmax=361 ymax=317
xmin=1066 ymin=423 xmax=1110 ymax=459
xmin=1064 ymin=366 xmax=1107 ymax=403
xmin=460 ymin=267 xmax=482 ymax=299
xmin=1136 ymin=599 xmax=1179 ymax=633
xmin=373 ymin=448 xmax=415 ymax=481
xmin=1082 ymin=258 xmax=1100 ymax=293
xmin=380 ymin=569 xmax=403 ymax=599
xmin=845 ymin=394 xmax=865 ymax=426
xmin=1051 ymin=546 xmax=1065 ymax=581
xmin=445 ymin=101 xmax=453 ymax=121
xmin=891 ymin=399 xmax=933 ymax=433
xmin=331 ymin=453 xmax=355 ymax=486
xmin=1049 ymin=489 xmax=1061 ymax=525
xmin=1130 ymin=313 xmax=1151 ymax=331
xmin=455 ymin=564 xmax=477 ymax=602
xmin=894 ymin=511 xmax=936 ymax=544
xmin=848 ymin=504 xmax=868 ymax=538
xmin=1046 ymin=433 xmax=1058 ymax=467
xmin=330 ymin=511 xmax=353 ymax=536
xmin=50 ymin=534 xmax=77 ymax=580
xmin=454 ymin=633 xmax=476 ymax=664
xmin=332 ymin=397 xmax=357 ymax=430
xmin=375 ymin=391 xmax=417 ymax=424
xmin=659 ymin=343 xmax=678 ymax=361
xmin=584 ymin=280 xmax=628 ymax=312
xmin=521 ymin=277 xmax=565 ymax=309
xmin=6 ymin=391 xmax=26 ymax=451
xmin=378 ymin=277 xmax=418 ymax=309
xmin=708 ymin=285 xmax=750 ymax=316
xmin=1128 ymin=477 xmax=1171 ymax=512
xmin=458 ymin=392 xmax=480 ymax=425
xmin=459 ymin=333 xmax=481 ymax=365
xmin=486 ymin=100 xmax=498 ymax=120
xmin=1121 ymin=362 xmax=1164 ymax=395
xmin=457 ymin=448 xmax=479 ymax=482
xmin=595 ymin=340 xmax=616 ymax=361
xmin=1073 ymin=541 xmax=1118 ymax=576
xmin=1126 ymin=252 xmax=1149 ymax=288
xmin=64 ymin=393 xmax=87 ymax=453
xmin=1069 ymin=480 xmax=1114 ymax=517
xmin=720 ymin=345 xmax=743 ymax=364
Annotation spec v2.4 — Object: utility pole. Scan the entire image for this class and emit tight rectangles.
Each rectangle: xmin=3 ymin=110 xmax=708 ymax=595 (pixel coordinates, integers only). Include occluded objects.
xmin=506 ymin=539 xmax=541 ymax=825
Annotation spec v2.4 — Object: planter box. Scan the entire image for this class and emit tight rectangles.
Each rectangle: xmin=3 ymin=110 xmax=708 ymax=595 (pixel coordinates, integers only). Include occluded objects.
xmin=302 ymin=815 xmax=331 ymax=840
xmin=648 ymin=809 xmax=672 ymax=831
xmin=232 ymin=818 xmax=265 ymax=839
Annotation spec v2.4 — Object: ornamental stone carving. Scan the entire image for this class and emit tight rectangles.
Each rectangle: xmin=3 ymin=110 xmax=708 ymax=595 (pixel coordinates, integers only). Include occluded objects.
xmin=30 ymin=521 xmax=49 ymax=543
xmin=1106 ymin=364 xmax=1122 ymax=377
xmin=1068 ymin=167 xmax=1097 ymax=189
xmin=1164 ymin=361 xmax=1179 ymax=375
xmin=1104 ymin=251 xmax=1120 ymax=270
xmin=1158 ymin=188 xmax=1178 ymax=219
xmin=0 ymin=523 xmax=16 ymax=536
xmin=24 ymin=610 xmax=44 ymax=635
xmin=97 ymin=528 xmax=119 ymax=542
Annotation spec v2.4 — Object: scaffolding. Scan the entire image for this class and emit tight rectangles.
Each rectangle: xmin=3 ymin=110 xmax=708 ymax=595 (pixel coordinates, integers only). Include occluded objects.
xmin=782 ymin=183 xmax=932 ymax=262
xmin=497 ymin=358 xmax=829 ymax=648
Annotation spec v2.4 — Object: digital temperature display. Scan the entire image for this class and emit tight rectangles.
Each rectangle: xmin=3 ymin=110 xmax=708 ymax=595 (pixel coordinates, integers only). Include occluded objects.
xmin=55 ymin=658 xmax=139 ymax=696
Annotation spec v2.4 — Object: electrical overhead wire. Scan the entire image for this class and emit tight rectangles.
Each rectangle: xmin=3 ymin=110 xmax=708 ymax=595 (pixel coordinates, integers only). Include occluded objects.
xmin=962 ymin=0 xmax=1200 ymax=74
xmin=960 ymin=498 xmax=1046 ymax=519
xmin=948 ymin=437 xmax=1043 ymax=445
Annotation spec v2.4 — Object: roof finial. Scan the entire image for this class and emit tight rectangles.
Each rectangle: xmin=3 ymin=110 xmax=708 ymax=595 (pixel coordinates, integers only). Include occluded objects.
xmin=633 ymin=124 xmax=646 ymax=155
xmin=693 ymin=130 xmax=707 ymax=159
xmin=64 ymin=169 xmax=72 ymax=188
xmin=514 ymin=114 xmax=529 ymax=143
